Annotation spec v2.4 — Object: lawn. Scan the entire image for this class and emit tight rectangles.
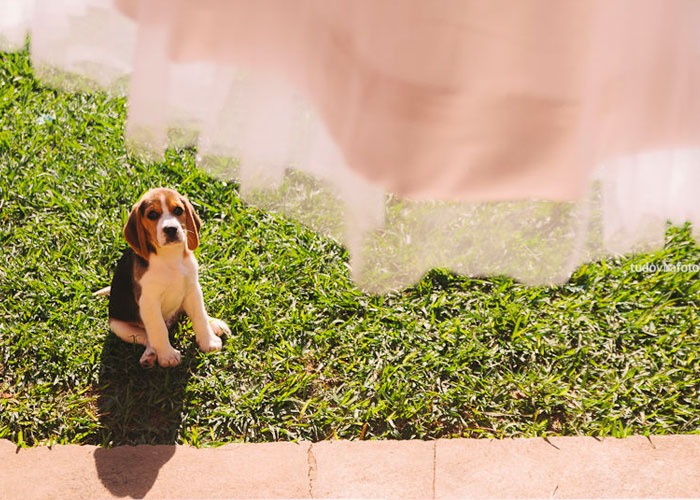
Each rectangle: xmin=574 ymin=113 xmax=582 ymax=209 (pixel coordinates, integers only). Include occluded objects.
xmin=1 ymin=49 xmax=699 ymax=447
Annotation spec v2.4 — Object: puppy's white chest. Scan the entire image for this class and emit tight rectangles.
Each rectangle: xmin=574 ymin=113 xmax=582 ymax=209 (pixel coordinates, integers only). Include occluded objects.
xmin=159 ymin=272 xmax=186 ymax=319
xmin=142 ymin=256 xmax=195 ymax=322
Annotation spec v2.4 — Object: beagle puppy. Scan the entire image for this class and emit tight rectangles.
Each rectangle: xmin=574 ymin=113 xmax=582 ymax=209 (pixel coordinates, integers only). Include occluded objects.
xmin=108 ymin=188 xmax=229 ymax=368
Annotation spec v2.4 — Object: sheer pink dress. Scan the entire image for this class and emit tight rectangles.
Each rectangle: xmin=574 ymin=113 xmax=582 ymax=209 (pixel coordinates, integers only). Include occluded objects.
xmin=3 ymin=0 xmax=699 ymax=290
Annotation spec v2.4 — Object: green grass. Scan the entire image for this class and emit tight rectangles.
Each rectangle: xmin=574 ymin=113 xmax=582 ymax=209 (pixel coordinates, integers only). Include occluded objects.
xmin=1 ymin=49 xmax=699 ymax=447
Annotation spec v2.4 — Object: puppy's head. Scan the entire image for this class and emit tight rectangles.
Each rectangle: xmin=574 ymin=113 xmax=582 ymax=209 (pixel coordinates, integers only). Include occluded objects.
xmin=124 ymin=188 xmax=201 ymax=259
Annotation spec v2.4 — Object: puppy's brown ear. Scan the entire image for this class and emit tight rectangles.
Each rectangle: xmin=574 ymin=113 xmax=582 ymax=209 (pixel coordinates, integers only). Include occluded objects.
xmin=182 ymin=197 xmax=201 ymax=251
xmin=124 ymin=202 xmax=151 ymax=260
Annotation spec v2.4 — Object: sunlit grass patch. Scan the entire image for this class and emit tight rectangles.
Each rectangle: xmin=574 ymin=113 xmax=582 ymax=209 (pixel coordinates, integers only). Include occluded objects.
xmin=1 ymin=49 xmax=699 ymax=447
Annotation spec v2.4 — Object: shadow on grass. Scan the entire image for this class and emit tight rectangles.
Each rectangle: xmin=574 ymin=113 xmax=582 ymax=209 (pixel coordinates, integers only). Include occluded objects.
xmin=93 ymin=332 xmax=192 ymax=498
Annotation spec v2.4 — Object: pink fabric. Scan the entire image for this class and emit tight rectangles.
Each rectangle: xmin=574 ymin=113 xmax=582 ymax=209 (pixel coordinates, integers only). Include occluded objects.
xmin=114 ymin=0 xmax=700 ymax=201
xmin=4 ymin=0 xmax=700 ymax=290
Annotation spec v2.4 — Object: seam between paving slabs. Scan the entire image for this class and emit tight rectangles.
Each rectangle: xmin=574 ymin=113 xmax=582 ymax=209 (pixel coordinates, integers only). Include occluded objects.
xmin=432 ymin=441 xmax=437 ymax=499
xmin=306 ymin=443 xmax=317 ymax=498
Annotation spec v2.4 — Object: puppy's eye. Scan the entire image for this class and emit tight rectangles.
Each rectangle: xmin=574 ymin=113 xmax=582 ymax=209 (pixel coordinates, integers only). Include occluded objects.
xmin=147 ymin=211 xmax=160 ymax=221
xmin=172 ymin=206 xmax=184 ymax=216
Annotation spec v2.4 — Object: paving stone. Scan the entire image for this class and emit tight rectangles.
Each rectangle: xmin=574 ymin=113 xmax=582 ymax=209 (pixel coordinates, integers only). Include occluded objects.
xmin=139 ymin=442 xmax=311 ymax=498
xmin=435 ymin=435 xmax=700 ymax=499
xmin=1 ymin=440 xmax=310 ymax=499
xmin=310 ymin=439 xmax=435 ymax=499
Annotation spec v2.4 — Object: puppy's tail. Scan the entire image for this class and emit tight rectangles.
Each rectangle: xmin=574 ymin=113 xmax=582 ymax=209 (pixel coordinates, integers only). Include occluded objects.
xmin=93 ymin=286 xmax=111 ymax=297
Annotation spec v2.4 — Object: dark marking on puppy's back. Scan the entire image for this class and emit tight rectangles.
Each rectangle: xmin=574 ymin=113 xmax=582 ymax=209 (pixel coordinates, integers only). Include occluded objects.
xmin=108 ymin=248 xmax=148 ymax=325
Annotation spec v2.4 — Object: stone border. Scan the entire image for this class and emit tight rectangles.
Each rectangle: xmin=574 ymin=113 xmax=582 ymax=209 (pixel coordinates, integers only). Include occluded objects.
xmin=1 ymin=435 xmax=698 ymax=498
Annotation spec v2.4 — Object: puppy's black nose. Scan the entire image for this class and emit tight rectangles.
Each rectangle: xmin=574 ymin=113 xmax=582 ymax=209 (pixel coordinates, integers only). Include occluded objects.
xmin=163 ymin=226 xmax=178 ymax=238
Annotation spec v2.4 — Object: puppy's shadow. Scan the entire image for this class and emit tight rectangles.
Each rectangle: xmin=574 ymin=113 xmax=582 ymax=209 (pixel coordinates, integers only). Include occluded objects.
xmin=94 ymin=332 xmax=193 ymax=498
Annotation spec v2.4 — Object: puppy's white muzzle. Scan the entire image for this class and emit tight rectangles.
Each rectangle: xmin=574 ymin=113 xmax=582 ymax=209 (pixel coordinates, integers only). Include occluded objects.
xmin=158 ymin=216 xmax=184 ymax=246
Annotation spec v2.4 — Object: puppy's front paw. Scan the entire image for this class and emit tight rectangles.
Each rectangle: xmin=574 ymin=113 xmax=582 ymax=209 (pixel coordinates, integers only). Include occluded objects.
xmin=157 ymin=346 xmax=182 ymax=367
xmin=208 ymin=317 xmax=231 ymax=337
xmin=139 ymin=346 xmax=157 ymax=368
xmin=197 ymin=332 xmax=223 ymax=353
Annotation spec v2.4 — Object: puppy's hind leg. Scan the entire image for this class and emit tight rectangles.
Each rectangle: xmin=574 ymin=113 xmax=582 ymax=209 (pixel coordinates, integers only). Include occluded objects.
xmin=109 ymin=318 xmax=147 ymax=345
xmin=108 ymin=318 xmax=157 ymax=368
